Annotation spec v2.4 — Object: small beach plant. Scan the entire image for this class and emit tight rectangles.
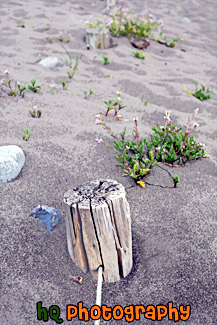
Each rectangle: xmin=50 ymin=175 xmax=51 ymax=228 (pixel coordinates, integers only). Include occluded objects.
xmin=59 ymin=76 xmax=68 ymax=90
xmin=83 ymin=89 xmax=95 ymax=99
xmin=104 ymin=91 xmax=127 ymax=117
xmin=29 ymin=105 xmax=42 ymax=118
xmin=95 ymin=108 xmax=208 ymax=187
xmin=184 ymin=82 xmax=211 ymax=101
xmin=17 ymin=19 xmax=25 ymax=28
xmin=22 ymin=128 xmax=31 ymax=141
xmin=140 ymin=95 xmax=149 ymax=106
xmin=94 ymin=54 xmax=111 ymax=65
xmin=1 ymin=70 xmax=25 ymax=97
xmin=28 ymin=78 xmax=41 ymax=93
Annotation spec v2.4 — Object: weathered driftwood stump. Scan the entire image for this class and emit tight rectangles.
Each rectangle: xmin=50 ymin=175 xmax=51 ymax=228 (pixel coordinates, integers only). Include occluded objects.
xmin=86 ymin=28 xmax=111 ymax=49
xmin=63 ymin=179 xmax=132 ymax=282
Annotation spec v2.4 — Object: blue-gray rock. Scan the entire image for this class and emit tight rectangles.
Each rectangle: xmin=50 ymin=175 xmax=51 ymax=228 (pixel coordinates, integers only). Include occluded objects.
xmin=29 ymin=205 xmax=60 ymax=231
xmin=180 ymin=17 xmax=191 ymax=23
xmin=0 ymin=145 xmax=25 ymax=183
xmin=37 ymin=56 xmax=63 ymax=68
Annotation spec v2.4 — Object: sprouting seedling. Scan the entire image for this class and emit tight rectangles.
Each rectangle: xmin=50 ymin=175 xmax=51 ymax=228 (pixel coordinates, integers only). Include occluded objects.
xmin=184 ymin=81 xmax=211 ymax=101
xmin=83 ymin=89 xmax=95 ymax=99
xmin=59 ymin=76 xmax=68 ymax=90
xmin=140 ymin=95 xmax=149 ymax=106
xmin=28 ymin=78 xmax=41 ymax=93
xmin=17 ymin=19 xmax=25 ymax=28
xmin=104 ymin=74 xmax=112 ymax=78
xmin=94 ymin=54 xmax=111 ymax=65
xmin=43 ymin=26 xmax=50 ymax=31
xmin=104 ymin=91 xmax=127 ymax=117
xmin=172 ymin=176 xmax=179 ymax=188
xmin=68 ymin=56 xmax=79 ymax=78
xmin=22 ymin=128 xmax=31 ymax=141
xmin=29 ymin=105 xmax=42 ymax=118
xmin=131 ymin=51 xmax=145 ymax=63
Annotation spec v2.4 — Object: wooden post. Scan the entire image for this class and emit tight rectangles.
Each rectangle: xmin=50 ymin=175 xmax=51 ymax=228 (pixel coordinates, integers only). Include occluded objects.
xmin=63 ymin=179 xmax=132 ymax=282
xmin=86 ymin=28 xmax=111 ymax=49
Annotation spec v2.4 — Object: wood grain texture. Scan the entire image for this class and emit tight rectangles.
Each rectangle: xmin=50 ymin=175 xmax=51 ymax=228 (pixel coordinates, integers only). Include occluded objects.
xmin=64 ymin=179 xmax=132 ymax=282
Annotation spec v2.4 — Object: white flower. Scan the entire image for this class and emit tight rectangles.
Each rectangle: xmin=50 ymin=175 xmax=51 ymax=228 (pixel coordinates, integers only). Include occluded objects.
xmin=203 ymin=155 xmax=209 ymax=158
xmin=198 ymin=143 xmax=205 ymax=148
xmin=95 ymin=114 xmax=101 ymax=119
xmin=17 ymin=81 xmax=20 ymax=85
xmin=50 ymin=84 xmax=55 ymax=89
xmin=158 ymin=18 xmax=164 ymax=26
xmin=194 ymin=108 xmax=199 ymax=114
xmin=96 ymin=138 xmax=103 ymax=144
xmin=125 ymin=145 xmax=130 ymax=149
xmin=116 ymin=91 xmax=121 ymax=96
xmin=193 ymin=123 xmax=199 ymax=128
xmin=133 ymin=117 xmax=138 ymax=123
xmin=0 ymin=79 xmax=5 ymax=85
xmin=166 ymin=110 xmax=171 ymax=117
xmin=4 ymin=69 xmax=9 ymax=75
xmin=34 ymin=105 xmax=38 ymax=110
xmin=156 ymin=146 xmax=161 ymax=151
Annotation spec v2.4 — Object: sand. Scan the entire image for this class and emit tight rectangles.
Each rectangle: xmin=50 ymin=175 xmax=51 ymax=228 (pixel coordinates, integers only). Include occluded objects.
xmin=0 ymin=0 xmax=216 ymax=324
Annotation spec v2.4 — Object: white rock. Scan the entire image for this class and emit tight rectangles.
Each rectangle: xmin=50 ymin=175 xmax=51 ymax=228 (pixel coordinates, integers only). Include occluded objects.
xmin=0 ymin=145 xmax=25 ymax=183
xmin=37 ymin=56 xmax=63 ymax=68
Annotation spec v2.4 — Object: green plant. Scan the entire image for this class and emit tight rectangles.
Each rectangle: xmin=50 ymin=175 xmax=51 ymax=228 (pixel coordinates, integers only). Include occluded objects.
xmin=22 ymin=128 xmax=31 ymax=141
xmin=94 ymin=54 xmax=111 ymax=65
xmin=172 ymin=176 xmax=179 ymax=188
xmin=58 ymin=33 xmax=70 ymax=43
xmin=140 ymin=95 xmax=149 ymax=105
xmin=104 ymin=91 xmax=127 ymax=117
xmin=156 ymin=32 xmax=181 ymax=48
xmin=29 ymin=105 xmax=42 ymax=118
xmin=59 ymin=76 xmax=68 ymax=90
xmin=68 ymin=56 xmax=79 ymax=78
xmin=17 ymin=19 xmax=25 ymax=28
xmin=131 ymin=50 xmax=145 ymax=62
xmin=46 ymin=36 xmax=54 ymax=43
xmin=104 ymin=74 xmax=112 ymax=78
xmin=84 ymin=89 xmax=95 ymax=99
xmin=104 ymin=7 xmax=161 ymax=40
xmin=1 ymin=70 xmax=25 ymax=97
xmin=184 ymin=82 xmax=211 ymax=101
xmin=148 ymin=109 xmax=207 ymax=166
xmin=28 ymin=78 xmax=41 ymax=93
xmin=95 ymin=108 xmax=208 ymax=187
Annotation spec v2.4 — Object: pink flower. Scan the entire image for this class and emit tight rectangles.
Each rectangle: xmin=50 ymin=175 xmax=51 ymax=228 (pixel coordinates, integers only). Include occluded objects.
xmin=96 ymin=138 xmax=103 ymax=144
xmin=158 ymin=18 xmax=164 ymax=26
xmin=133 ymin=117 xmax=138 ymax=123
xmin=198 ymin=143 xmax=205 ymax=148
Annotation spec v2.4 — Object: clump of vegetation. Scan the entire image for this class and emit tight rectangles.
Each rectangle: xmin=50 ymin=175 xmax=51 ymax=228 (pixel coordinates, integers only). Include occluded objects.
xmin=184 ymin=82 xmax=211 ymax=101
xmin=103 ymin=91 xmax=127 ymax=117
xmin=28 ymin=78 xmax=41 ymax=93
xmin=22 ymin=128 xmax=31 ymax=141
xmin=84 ymin=89 xmax=95 ymax=99
xmin=95 ymin=108 xmax=208 ymax=187
xmin=29 ymin=105 xmax=42 ymax=118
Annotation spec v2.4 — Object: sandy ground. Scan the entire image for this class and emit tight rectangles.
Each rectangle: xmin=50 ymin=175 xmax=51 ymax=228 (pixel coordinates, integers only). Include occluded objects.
xmin=0 ymin=0 xmax=217 ymax=324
